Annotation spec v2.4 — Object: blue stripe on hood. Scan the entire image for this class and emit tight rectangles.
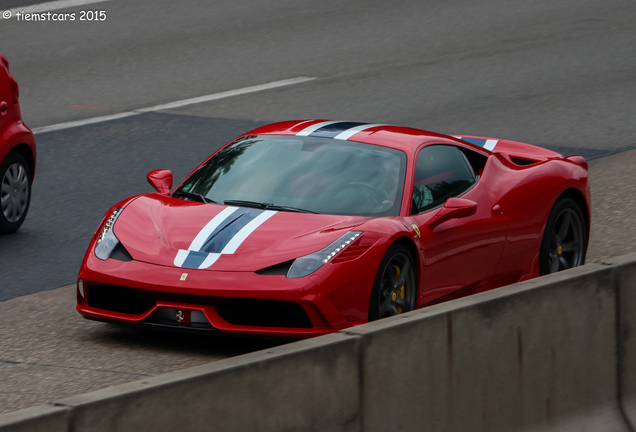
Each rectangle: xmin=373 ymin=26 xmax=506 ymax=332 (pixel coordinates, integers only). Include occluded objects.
xmin=199 ymin=207 xmax=264 ymax=253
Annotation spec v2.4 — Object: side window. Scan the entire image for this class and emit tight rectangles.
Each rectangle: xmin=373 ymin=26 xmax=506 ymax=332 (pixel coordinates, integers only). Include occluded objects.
xmin=412 ymin=145 xmax=476 ymax=214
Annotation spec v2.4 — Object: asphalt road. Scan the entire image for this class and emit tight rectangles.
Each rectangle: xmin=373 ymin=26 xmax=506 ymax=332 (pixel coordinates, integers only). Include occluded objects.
xmin=0 ymin=114 xmax=264 ymax=300
xmin=0 ymin=0 xmax=635 ymax=416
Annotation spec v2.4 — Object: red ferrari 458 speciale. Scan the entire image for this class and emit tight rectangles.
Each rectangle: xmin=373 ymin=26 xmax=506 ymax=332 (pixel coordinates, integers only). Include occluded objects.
xmin=77 ymin=120 xmax=590 ymax=338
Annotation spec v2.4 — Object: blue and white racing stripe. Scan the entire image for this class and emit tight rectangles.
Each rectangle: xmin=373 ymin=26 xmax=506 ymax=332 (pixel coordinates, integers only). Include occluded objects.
xmin=174 ymin=207 xmax=276 ymax=269
xmin=296 ymin=121 xmax=386 ymax=141
xmin=453 ymin=136 xmax=499 ymax=151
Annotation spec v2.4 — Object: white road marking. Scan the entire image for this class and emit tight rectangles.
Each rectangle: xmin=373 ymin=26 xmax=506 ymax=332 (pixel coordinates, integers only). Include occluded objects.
xmin=33 ymin=111 xmax=139 ymax=134
xmin=32 ymin=76 xmax=316 ymax=134
xmin=8 ymin=0 xmax=110 ymax=14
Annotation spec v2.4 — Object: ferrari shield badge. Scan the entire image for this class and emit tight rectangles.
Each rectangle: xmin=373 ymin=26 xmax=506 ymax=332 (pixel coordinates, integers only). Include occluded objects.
xmin=180 ymin=273 xmax=188 ymax=281
xmin=411 ymin=224 xmax=421 ymax=238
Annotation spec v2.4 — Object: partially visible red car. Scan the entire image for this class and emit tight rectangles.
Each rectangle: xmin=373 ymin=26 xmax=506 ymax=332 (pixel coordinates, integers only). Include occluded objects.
xmin=77 ymin=120 xmax=590 ymax=338
xmin=0 ymin=53 xmax=36 ymax=234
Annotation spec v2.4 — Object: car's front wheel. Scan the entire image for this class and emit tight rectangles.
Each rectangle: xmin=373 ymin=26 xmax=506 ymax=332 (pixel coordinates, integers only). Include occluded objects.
xmin=0 ymin=153 xmax=32 ymax=234
xmin=369 ymin=244 xmax=417 ymax=321
xmin=539 ymin=197 xmax=587 ymax=275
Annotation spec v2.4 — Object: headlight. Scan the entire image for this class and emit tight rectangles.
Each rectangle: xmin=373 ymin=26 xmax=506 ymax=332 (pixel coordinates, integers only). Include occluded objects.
xmin=287 ymin=231 xmax=362 ymax=279
xmin=95 ymin=207 xmax=123 ymax=260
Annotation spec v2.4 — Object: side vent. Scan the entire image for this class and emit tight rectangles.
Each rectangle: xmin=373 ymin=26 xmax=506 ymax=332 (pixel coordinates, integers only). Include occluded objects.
xmin=510 ymin=157 xmax=539 ymax=166
xmin=111 ymin=243 xmax=133 ymax=261
xmin=256 ymin=260 xmax=294 ymax=275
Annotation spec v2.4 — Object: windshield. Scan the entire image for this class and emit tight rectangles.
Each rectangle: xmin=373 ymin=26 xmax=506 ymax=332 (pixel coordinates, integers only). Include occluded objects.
xmin=175 ymin=135 xmax=407 ymax=216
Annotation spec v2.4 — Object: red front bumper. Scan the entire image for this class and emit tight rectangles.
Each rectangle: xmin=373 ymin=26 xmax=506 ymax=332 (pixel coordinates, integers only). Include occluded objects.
xmin=77 ymin=254 xmax=366 ymax=338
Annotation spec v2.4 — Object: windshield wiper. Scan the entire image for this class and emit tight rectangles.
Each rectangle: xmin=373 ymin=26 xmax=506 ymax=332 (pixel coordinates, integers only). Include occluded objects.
xmin=223 ymin=200 xmax=316 ymax=214
xmin=173 ymin=191 xmax=217 ymax=204
xmin=266 ymin=204 xmax=317 ymax=214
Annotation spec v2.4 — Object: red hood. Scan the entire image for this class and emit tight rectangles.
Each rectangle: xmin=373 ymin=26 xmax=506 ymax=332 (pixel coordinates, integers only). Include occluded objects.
xmin=112 ymin=194 xmax=368 ymax=271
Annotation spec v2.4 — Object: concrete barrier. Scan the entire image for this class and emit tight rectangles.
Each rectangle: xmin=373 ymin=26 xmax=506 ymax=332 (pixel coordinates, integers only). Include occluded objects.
xmin=57 ymin=333 xmax=360 ymax=432
xmin=347 ymin=263 xmax=625 ymax=431
xmin=611 ymin=252 xmax=636 ymax=431
xmin=0 ymin=404 xmax=68 ymax=432
xmin=2 ymin=254 xmax=636 ymax=431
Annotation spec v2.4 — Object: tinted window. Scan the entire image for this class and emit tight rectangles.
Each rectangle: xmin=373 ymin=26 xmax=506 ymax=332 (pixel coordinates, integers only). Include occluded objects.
xmin=412 ymin=145 xmax=476 ymax=214
xmin=177 ymin=135 xmax=407 ymax=217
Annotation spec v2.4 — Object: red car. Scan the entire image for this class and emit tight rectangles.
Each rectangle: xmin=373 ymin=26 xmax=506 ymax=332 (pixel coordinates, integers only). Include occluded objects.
xmin=0 ymin=54 xmax=36 ymax=234
xmin=77 ymin=120 xmax=590 ymax=338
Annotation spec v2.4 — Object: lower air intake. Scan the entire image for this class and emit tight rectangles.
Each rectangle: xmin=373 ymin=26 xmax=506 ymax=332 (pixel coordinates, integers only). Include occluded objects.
xmin=216 ymin=299 xmax=312 ymax=328
xmin=87 ymin=284 xmax=155 ymax=315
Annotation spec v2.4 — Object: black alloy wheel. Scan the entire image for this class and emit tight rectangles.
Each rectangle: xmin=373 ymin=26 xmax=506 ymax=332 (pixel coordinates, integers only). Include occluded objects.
xmin=539 ymin=197 xmax=587 ymax=275
xmin=369 ymin=244 xmax=417 ymax=321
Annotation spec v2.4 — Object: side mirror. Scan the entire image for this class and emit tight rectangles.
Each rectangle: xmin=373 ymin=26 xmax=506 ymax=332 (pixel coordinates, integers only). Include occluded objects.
xmin=147 ymin=169 xmax=173 ymax=194
xmin=427 ymin=197 xmax=477 ymax=229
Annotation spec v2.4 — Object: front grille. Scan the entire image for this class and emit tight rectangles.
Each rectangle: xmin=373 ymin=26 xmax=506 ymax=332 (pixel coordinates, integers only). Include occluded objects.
xmin=86 ymin=283 xmax=313 ymax=329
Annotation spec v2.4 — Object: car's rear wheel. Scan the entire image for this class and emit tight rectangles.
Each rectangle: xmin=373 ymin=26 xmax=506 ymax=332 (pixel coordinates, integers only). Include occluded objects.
xmin=539 ymin=197 xmax=587 ymax=275
xmin=369 ymin=244 xmax=417 ymax=321
xmin=0 ymin=153 xmax=32 ymax=234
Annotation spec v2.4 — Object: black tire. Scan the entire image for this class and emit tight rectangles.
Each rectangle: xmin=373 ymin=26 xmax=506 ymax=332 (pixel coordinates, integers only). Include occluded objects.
xmin=0 ymin=153 xmax=32 ymax=234
xmin=369 ymin=244 xmax=417 ymax=321
xmin=539 ymin=197 xmax=587 ymax=275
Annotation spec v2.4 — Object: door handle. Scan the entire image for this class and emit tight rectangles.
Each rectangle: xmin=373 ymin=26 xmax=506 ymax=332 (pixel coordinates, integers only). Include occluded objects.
xmin=492 ymin=204 xmax=503 ymax=215
xmin=0 ymin=101 xmax=8 ymax=115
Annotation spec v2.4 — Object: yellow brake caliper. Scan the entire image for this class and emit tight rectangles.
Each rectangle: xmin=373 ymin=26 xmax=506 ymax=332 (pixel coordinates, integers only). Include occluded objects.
xmin=392 ymin=264 xmax=405 ymax=314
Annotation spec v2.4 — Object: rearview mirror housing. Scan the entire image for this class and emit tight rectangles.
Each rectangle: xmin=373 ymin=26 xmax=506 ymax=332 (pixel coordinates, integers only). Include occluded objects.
xmin=427 ymin=197 xmax=477 ymax=229
xmin=147 ymin=169 xmax=173 ymax=194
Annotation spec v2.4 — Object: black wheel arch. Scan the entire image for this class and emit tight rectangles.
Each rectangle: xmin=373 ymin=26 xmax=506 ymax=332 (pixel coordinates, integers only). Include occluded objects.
xmin=5 ymin=143 xmax=35 ymax=182
xmin=553 ymin=188 xmax=590 ymax=240
xmin=380 ymin=236 xmax=420 ymax=291
xmin=368 ymin=236 xmax=420 ymax=321
xmin=389 ymin=236 xmax=419 ymax=272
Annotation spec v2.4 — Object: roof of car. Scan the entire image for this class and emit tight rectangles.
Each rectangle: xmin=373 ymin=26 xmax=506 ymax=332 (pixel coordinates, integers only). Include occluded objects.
xmin=244 ymin=120 xmax=477 ymax=155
